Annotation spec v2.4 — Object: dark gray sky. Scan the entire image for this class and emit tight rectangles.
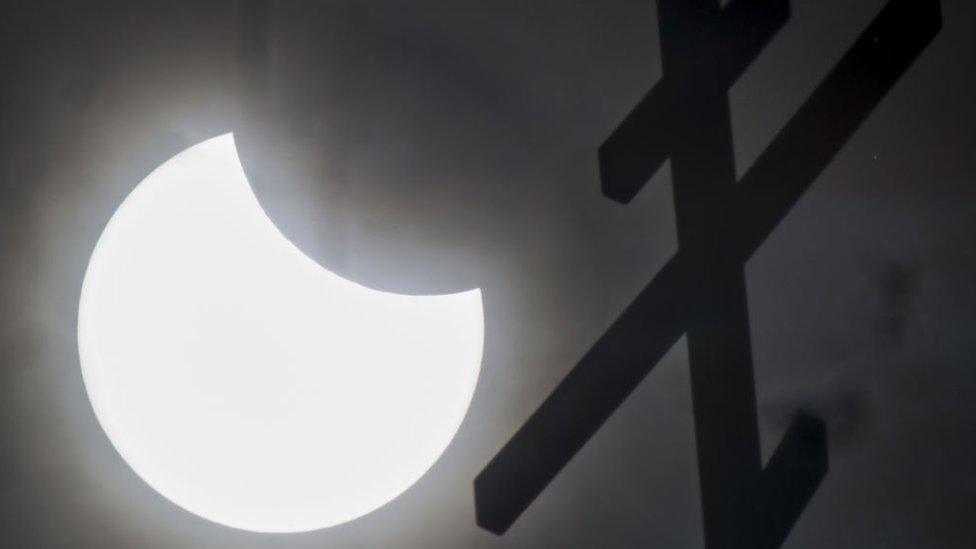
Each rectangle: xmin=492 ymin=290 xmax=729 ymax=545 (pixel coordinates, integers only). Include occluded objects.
xmin=1 ymin=1 xmax=974 ymax=547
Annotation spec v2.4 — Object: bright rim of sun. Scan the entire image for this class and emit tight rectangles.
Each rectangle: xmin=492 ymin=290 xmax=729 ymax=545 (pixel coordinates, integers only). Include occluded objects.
xmin=77 ymin=134 xmax=484 ymax=533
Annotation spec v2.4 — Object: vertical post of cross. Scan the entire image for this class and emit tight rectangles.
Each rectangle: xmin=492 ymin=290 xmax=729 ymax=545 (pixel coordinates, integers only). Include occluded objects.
xmin=655 ymin=2 xmax=768 ymax=546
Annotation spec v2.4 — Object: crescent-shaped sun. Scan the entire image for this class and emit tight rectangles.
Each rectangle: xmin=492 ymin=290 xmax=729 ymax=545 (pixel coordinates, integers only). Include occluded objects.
xmin=77 ymin=134 xmax=484 ymax=533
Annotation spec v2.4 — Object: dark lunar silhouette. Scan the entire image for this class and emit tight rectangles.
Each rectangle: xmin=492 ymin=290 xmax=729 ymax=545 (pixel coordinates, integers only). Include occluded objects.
xmin=474 ymin=1 xmax=942 ymax=547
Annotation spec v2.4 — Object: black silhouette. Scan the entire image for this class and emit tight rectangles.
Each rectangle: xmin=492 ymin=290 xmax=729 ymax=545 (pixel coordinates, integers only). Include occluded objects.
xmin=474 ymin=1 xmax=941 ymax=547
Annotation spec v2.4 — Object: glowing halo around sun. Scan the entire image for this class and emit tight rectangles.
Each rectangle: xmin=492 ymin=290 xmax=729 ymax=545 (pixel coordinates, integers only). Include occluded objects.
xmin=77 ymin=134 xmax=484 ymax=533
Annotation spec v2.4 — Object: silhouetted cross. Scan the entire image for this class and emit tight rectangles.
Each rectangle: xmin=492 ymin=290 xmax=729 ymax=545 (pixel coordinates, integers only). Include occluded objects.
xmin=475 ymin=1 xmax=941 ymax=547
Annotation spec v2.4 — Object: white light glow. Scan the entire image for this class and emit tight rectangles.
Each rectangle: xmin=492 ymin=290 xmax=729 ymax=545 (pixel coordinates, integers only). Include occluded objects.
xmin=77 ymin=134 xmax=484 ymax=533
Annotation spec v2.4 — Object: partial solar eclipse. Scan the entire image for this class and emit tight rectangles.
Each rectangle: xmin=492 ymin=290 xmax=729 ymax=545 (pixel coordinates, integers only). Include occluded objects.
xmin=77 ymin=134 xmax=484 ymax=533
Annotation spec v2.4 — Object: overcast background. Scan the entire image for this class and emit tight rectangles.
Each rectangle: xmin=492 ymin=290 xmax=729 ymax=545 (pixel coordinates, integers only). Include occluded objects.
xmin=1 ymin=0 xmax=974 ymax=547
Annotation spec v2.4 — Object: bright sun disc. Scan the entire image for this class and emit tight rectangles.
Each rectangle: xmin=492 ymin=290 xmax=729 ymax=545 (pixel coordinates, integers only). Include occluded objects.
xmin=77 ymin=134 xmax=484 ymax=533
